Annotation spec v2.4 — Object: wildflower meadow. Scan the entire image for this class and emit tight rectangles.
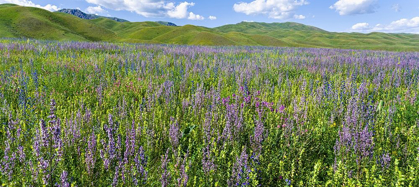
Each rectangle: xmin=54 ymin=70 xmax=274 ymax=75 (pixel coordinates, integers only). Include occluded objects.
xmin=0 ymin=39 xmax=418 ymax=186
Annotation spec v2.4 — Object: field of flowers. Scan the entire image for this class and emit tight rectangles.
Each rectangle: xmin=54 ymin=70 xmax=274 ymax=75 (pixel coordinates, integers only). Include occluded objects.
xmin=0 ymin=39 xmax=418 ymax=186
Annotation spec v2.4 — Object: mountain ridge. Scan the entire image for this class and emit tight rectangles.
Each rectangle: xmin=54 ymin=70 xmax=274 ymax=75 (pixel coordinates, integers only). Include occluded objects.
xmin=1 ymin=4 xmax=419 ymax=51
xmin=57 ymin=9 xmax=129 ymax=22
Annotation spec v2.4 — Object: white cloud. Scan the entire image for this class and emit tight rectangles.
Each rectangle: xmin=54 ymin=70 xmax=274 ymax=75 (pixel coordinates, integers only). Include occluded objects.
xmin=233 ymin=0 xmax=309 ymax=19
xmin=392 ymin=4 xmax=401 ymax=12
xmin=351 ymin=22 xmax=370 ymax=30
xmin=167 ymin=2 xmax=194 ymax=19
xmin=373 ymin=17 xmax=419 ymax=32
xmin=86 ymin=6 xmax=107 ymax=15
xmin=86 ymin=0 xmax=203 ymax=19
xmin=188 ymin=12 xmax=204 ymax=20
xmin=293 ymin=14 xmax=305 ymax=19
xmin=351 ymin=17 xmax=419 ymax=33
xmin=330 ymin=0 xmax=378 ymax=15
xmin=0 ymin=0 xmax=59 ymax=11
xmin=209 ymin=16 xmax=217 ymax=20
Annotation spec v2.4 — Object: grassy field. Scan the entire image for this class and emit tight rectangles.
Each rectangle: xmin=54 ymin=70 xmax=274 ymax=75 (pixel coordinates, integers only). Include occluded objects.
xmin=1 ymin=4 xmax=419 ymax=51
xmin=0 ymin=39 xmax=418 ymax=186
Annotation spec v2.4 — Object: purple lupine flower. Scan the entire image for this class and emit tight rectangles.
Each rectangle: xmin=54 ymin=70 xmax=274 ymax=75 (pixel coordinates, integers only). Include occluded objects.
xmin=86 ymin=131 xmax=96 ymax=175
xmin=228 ymin=147 xmax=249 ymax=186
xmin=100 ymin=139 xmax=110 ymax=170
xmin=52 ymin=118 xmax=63 ymax=161
xmin=380 ymin=153 xmax=391 ymax=170
xmin=17 ymin=145 xmax=25 ymax=163
xmin=169 ymin=118 xmax=180 ymax=148
xmin=1 ymin=139 xmax=15 ymax=181
xmin=84 ymin=108 xmax=92 ymax=124
xmin=116 ymin=135 xmax=122 ymax=159
xmin=164 ymin=80 xmax=174 ymax=104
xmin=40 ymin=120 xmax=49 ymax=147
xmin=33 ymin=129 xmax=41 ymax=157
xmin=108 ymin=114 xmax=114 ymax=129
xmin=47 ymin=99 xmax=57 ymax=125
xmin=130 ymin=120 xmax=136 ymax=155
xmin=71 ymin=114 xmax=81 ymax=145
xmin=251 ymin=119 xmax=265 ymax=158
xmin=28 ymin=160 xmax=39 ymax=184
xmin=160 ymin=149 xmax=171 ymax=187
xmin=96 ymin=84 xmax=103 ymax=106
xmin=112 ymin=162 xmax=120 ymax=187
xmin=103 ymin=114 xmax=117 ymax=162
xmin=177 ymin=151 xmax=190 ymax=187
xmin=16 ymin=125 xmax=21 ymax=140
xmin=134 ymin=146 xmax=148 ymax=185
xmin=39 ymin=157 xmax=50 ymax=184
xmin=203 ymin=111 xmax=212 ymax=142
xmin=202 ymin=143 xmax=216 ymax=174
xmin=334 ymin=95 xmax=375 ymax=174
xmin=182 ymin=99 xmax=190 ymax=111
xmin=60 ymin=170 xmax=70 ymax=187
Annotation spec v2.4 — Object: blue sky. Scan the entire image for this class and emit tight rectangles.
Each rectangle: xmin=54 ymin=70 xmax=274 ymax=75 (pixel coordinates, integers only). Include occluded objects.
xmin=1 ymin=0 xmax=419 ymax=33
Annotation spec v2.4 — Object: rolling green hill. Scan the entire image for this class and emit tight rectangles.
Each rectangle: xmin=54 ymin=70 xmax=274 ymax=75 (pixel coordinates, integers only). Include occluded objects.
xmin=1 ymin=4 xmax=419 ymax=51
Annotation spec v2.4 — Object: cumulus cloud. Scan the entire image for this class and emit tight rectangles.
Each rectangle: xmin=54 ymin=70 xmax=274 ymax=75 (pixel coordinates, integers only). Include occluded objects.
xmin=233 ymin=0 xmax=308 ymax=19
xmin=86 ymin=0 xmax=203 ymax=19
xmin=86 ymin=6 xmax=107 ymax=15
xmin=351 ymin=17 xmax=419 ymax=33
xmin=209 ymin=16 xmax=217 ymax=20
xmin=351 ymin=22 xmax=370 ymax=30
xmin=0 ymin=0 xmax=59 ymax=11
xmin=167 ymin=2 xmax=194 ymax=19
xmin=330 ymin=0 xmax=378 ymax=15
xmin=188 ymin=12 xmax=204 ymax=20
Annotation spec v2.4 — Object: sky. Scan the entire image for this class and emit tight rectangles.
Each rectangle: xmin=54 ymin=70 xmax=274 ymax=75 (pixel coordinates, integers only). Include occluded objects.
xmin=1 ymin=0 xmax=419 ymax=33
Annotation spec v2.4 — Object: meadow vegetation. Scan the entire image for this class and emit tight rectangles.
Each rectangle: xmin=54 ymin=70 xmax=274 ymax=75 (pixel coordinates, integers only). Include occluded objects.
xmin=0 ymin=39 xmax=418 ymax=186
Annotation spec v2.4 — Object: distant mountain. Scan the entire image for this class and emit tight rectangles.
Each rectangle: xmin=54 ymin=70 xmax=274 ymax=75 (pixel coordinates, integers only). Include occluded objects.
xmin=1 ymin=4 xmax=419 ymax=51
xmin=57 ymin=9 xmax=129 ymax=22
xmin=156 ymin=21 xmax=177 ymax=26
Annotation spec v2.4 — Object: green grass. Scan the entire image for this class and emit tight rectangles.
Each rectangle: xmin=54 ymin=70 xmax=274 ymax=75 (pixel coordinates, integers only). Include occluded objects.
xmin=1 ymin=4 xmax=419 ymax=51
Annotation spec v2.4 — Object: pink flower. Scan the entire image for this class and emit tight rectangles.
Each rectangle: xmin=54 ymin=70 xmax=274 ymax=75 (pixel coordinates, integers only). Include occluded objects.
xmin=279 ymin=105 xmax=285 ymax=112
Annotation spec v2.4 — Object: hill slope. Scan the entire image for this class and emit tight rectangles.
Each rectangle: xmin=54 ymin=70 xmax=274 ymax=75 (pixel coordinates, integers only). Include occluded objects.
xmin=1 ymin=4 xmax=419 ymax=51
xmin=0 ymin=4 xmax=117 ymax=41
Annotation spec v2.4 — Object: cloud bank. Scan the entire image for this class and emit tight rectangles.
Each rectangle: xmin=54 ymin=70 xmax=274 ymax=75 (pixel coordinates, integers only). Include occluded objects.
xmin=330 ymin=0 xmax=378 ymax=15
xmin=0 ymin=0 xmax=59 ymax=11
xmin=352 ymin=17 xmax=419 ymax=33
xmin=86 ymin=0 xmax=204 ymax=19
xmin=233 ymin=0 xmax=308 ymax=19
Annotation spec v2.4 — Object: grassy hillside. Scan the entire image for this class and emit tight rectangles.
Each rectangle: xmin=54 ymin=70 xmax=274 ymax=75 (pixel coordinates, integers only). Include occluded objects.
xmin=1 ymin=4 xmax=419 ymax=51
xmin=0 ymin=4 xmax=117 ymax=41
